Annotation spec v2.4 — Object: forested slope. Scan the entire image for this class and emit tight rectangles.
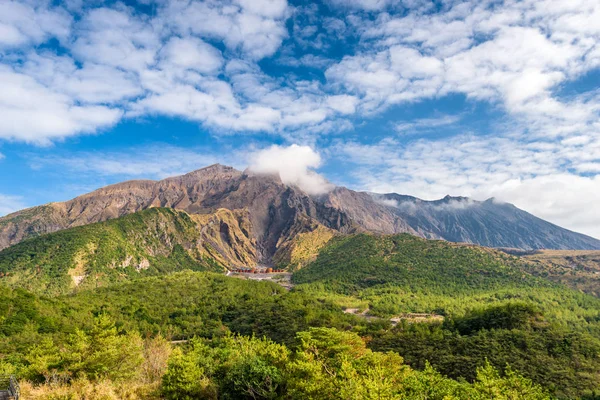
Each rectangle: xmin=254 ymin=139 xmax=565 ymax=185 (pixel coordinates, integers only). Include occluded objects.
xmin=0 ymin=272 xmax=568 ymax=399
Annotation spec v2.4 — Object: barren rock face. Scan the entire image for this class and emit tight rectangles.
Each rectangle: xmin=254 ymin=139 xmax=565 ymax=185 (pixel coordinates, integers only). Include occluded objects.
xmin=2 ymin=163 xmax=600 ymax=257
xmin=374 ymin=193 xmax=600 ymax=250
xmin=0 ymin=165 xmax=355 ymax=261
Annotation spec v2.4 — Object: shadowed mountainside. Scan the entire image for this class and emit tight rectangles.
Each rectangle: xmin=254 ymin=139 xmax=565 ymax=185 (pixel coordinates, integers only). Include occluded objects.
xmin=372 ymin=193 xmax=600 ymax=250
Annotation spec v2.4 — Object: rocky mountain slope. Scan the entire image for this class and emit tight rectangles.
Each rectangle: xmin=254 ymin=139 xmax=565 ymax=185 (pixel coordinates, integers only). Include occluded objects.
xmin=0 ymin=208 xmax=259 ymax=295
xmin=0 ymin=165 xmax=355 ymax=262
xmin=1 ymin=164 xmax=599 ymax=259
xmin=372 ymin=193 xmax=600 ymax=250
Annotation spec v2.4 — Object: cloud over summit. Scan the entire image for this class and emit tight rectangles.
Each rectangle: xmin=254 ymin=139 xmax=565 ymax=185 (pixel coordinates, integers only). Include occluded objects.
xmin=248 ymin=144 xmax=333 ymax=195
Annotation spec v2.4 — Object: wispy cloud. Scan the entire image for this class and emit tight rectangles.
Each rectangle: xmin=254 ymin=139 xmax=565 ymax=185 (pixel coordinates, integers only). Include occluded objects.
xmin=28 ymin=145 xmax=238 ymax=180
xmin=336 ymin=132 xmax=600 ymax=238
xmin=0 ymin=193 xmax=27 ymax=217
xmin=394 ymin=115 xmax=462 ymax=135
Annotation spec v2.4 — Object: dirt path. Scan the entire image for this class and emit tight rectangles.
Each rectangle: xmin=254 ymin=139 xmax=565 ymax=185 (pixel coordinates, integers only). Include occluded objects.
xmin=344 ymin=308 xmax=443 ymax=325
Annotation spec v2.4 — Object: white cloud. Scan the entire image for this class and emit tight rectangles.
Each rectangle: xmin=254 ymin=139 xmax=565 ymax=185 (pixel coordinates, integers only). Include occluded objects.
xmin=337 ymin=131 xmax=600 ymax=238
xmin=159 ymin=36 xmax=224 ymax=74
xmin=327 ymin=0 xmax=600 ymax=137
xmin=0 ymin=193 xmax=27 ymax=217
xmin=0 ymin=0 xmax=71 ymax=49
xmin=326 ymin=95 xmax=359 ymax=114
xmin=0 ymin=65 xmax=122 ymax=144
xmin=28 ymin=145 xmax=238 ymax=180
xmin=395 ymin=114 xmax=462 ymax=134
xmin=0 ymin=0 xmax=598 ymax=144
xmin=160 ymin=0 xmax=289 ymax=60
xmin=21 ymin=52 xmax=143 ymax=104
xmin=248 ymin=144 xmax=333 ymax=195
xmin=71 ymin=7 xmax=159 ymax=72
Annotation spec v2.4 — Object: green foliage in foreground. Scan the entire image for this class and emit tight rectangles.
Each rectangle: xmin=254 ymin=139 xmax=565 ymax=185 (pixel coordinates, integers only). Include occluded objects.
xmin=19 ymin=314 xmax=144 ymax=384
xmin=0 ymin=271 xmax=356 ymax=360
xmin=4 ymin=312 xmax=552 ymax=399
xmin=162 ymin=327 xmax=551 ymax=400
xmin=0 ymin=208 xmax=222 ymax=295
xmin=368 ymin=303 xmax=600 ymax=399
xmin=2 ymin=271 xmax=600 ymax=398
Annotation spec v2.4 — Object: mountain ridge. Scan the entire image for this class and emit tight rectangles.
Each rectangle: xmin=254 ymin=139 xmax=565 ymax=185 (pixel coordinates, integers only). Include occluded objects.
xmin=374 ymin=192 xmax=600 ymax=250
xmin=1 ymin=164 xmax=599 ymax=256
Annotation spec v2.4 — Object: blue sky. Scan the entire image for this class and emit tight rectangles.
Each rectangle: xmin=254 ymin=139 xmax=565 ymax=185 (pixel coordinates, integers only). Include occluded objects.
xmin=1 ymin=0 xmax=600 ymax=237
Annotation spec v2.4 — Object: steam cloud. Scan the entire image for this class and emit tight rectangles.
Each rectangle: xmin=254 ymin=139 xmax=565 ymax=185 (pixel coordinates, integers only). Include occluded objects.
xmin=248 ymin=144 xmax=334 ymax=195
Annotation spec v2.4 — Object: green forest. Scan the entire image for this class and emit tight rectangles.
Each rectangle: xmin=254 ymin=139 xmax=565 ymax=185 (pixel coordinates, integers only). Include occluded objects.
xmin=1 ymin=229 xmax=600 ymax=398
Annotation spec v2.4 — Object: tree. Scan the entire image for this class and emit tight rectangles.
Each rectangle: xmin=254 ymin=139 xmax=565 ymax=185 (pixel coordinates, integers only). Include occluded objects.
xmin=161 ymin=347 xmax=216 ymax=400
xmin=65 ymin=314 xmax=144 ymax=382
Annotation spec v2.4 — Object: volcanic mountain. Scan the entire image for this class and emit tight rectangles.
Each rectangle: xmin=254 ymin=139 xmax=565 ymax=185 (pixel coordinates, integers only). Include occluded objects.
xmin=1 ymin=164 xmax=599 ymax=262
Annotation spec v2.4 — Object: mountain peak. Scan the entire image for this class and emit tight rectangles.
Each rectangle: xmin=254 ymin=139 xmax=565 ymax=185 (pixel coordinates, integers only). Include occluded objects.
xmin=438 ymin=195 xmax=470 ymax=203
xmin=1 ymin=164 xmax=600 ymax=253
xmin=188 ymin=163 xmax=238 ymax=174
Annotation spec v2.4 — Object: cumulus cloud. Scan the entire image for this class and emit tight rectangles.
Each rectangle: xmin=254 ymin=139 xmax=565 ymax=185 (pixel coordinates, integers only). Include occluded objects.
xmin=160 ymin=0 xmax=289 ymax=60
xmin=4 ymin=0 xmax=596 ymax=145
xmin=0 ymin=0 xmax=326 ymax=143
xmin=248 ymin=144 xmax=333 ymax=195
xmin=327 ymin=0 xmax=600 ymax=137
xmin=0 ymin=0 xmax=71 ymax=49
xmin=0 ymin=65 xmax=122 ymax=144
xmin=159 ymin=36 xmax=223 ymax=74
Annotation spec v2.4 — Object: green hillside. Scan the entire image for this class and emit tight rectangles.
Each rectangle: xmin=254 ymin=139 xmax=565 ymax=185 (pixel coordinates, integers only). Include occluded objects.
xmin=0 ymin=208 xmax=257 ymax=296
xmin=292 ymin=234 xmax=581 ymax=317
xmin=293 ymin=233 xmax=542 ymax=293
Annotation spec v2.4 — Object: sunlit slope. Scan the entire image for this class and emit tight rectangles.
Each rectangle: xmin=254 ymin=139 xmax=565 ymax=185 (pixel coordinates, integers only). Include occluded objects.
xmin=0 ymin=208 xmax=258 ymax=295
xmin=292 ymin=233 xmax=542 ymax=293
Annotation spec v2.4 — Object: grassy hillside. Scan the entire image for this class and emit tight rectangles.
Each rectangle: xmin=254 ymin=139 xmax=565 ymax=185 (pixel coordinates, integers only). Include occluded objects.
xmin=0 ymin=208 xmax=258 ymax=295
xmin=292 ymin=234 xmax=600 ymax=324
